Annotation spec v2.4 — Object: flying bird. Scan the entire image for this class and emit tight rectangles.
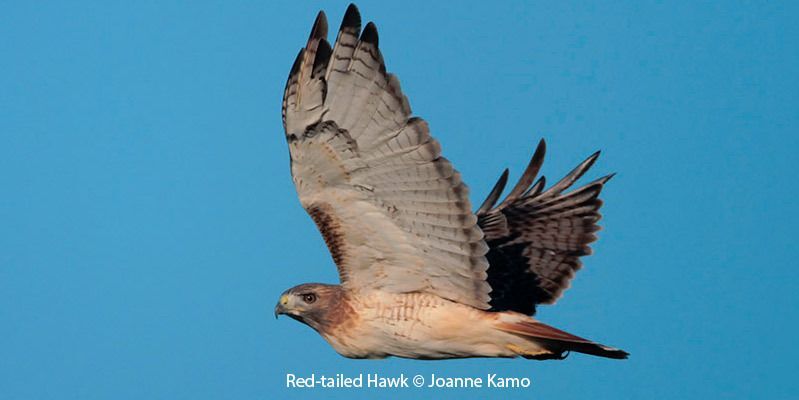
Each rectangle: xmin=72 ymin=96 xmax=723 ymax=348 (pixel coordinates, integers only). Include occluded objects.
xmin=275 ymin=4 xmax=628 ymax=360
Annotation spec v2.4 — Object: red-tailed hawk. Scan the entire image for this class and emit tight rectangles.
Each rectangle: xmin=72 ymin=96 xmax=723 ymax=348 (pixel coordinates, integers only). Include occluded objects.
xmin=275 ymin=4 xmax=628 ymax=360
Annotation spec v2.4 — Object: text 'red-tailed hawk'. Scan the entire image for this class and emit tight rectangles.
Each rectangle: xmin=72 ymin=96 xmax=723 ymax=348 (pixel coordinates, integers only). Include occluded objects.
xmin=275 ymin=4 xmax=628 ymax=360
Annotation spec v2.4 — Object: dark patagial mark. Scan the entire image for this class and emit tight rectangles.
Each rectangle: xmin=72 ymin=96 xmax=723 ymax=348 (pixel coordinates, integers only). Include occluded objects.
xmin=306 ymin=203 xmax=347 ymax=274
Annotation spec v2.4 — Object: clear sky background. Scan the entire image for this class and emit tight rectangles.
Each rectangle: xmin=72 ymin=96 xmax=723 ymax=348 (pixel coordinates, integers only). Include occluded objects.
xmin=2 ymin=1 xmax=797 ymax=399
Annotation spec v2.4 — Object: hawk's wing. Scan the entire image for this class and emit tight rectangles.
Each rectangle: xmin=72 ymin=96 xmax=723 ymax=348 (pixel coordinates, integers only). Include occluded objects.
xmin=282 ymin=5 xmax=490 ymax=309
xmin=477 ymin=140 xmax=613 ymax=315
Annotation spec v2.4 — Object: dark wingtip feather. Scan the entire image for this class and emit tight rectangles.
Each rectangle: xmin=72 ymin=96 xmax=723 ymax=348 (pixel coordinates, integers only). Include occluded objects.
xmin=538 ymin=150 xmax=601 ymax=199
xmin=309 ymin=11 xmax=329 ymax=42
xmin=537 ymin=138 xmax=547 ymax=152
xmin=497 ymin=139 xmax=546 ymax=209
xmin=361 ymin=21 xmax=379 ymax=47
xmin=341 ymin=3 xmax=361 ymax=31
xmin=313 ymin=39 xmax=332 ymax=75
xmin=581 ymin=172 xmax=615 ymax=189
xmin=524 ymin=176 xmax=546 ymax=197
xmin=585 ymin=150 xmax=601 ymax=166
xmin=476 ymin=169 xmax=510 ymax=215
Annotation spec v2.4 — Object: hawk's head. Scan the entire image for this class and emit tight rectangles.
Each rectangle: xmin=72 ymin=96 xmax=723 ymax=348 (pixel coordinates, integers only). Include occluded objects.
xmin=274 ymin=283 xmax=347 ymax=332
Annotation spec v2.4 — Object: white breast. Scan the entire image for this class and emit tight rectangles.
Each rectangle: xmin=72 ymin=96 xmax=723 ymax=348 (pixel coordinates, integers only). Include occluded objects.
xmin=322 ymin=290 xmax=515 ymax=359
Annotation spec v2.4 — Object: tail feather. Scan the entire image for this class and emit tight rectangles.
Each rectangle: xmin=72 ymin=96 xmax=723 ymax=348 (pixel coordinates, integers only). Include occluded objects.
xmin=497 ymin=319 xmax=629 ymax=360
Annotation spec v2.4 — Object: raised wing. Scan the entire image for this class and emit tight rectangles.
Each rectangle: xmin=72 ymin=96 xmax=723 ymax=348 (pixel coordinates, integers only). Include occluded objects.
xmin=477 ymin=140 xmax=613 ymax=315
xmin=282 ymin=5 xmax=490 ymax=309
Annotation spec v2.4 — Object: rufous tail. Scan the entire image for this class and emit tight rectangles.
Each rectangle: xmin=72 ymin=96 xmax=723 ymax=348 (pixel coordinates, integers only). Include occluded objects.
xmin=496 ymin=318 xmax=628 ymax=360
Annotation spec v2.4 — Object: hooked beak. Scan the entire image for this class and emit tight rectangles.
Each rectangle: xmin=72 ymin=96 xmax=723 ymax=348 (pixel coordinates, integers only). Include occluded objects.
xmin=274 ymin=294 xmax=290 ymax=319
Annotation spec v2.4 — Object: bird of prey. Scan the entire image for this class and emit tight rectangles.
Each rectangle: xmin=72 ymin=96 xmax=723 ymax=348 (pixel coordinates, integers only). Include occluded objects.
xmin=275 ymin=4 xmax=628 ymax=360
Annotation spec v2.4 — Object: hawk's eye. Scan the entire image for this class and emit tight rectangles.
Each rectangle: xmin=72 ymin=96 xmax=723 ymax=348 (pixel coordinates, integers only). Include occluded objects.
xmin=302 ymin=293 xmax=317 ymax=304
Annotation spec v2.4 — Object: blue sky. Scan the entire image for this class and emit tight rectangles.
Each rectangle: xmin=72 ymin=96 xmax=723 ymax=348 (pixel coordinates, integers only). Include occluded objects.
xmin=1 ymin=1 xmax=797 ymax=399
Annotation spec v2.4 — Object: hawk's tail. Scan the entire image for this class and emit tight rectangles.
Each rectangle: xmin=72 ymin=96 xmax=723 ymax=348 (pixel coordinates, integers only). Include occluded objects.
xmin=495 ymin=316 xmax=628 ymax=360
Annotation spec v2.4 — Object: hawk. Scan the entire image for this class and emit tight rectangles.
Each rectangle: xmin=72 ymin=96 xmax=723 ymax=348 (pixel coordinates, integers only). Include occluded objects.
xmin=275 ymin=4 xmax=628 ymax=360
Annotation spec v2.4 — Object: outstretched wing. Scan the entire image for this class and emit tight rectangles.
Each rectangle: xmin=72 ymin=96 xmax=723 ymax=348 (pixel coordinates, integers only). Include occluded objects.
xmin=476 ymin=140 xmax=613 ymax=315
xmin=282 ymin=5 xmax=490 ymax=309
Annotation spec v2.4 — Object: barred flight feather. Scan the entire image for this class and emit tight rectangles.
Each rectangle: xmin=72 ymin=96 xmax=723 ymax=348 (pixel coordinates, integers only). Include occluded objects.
xmin=477 ymin=139 xmax=613 ymax=315
xmin=282 ymin=4 xmax=491 ymax=309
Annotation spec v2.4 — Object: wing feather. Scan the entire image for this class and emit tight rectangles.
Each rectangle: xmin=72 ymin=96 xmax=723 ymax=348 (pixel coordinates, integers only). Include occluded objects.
xmin=282 ymin=5 xmax=490 ymax=309
xmin=477 ymin=140 xmax=612 ymax=315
